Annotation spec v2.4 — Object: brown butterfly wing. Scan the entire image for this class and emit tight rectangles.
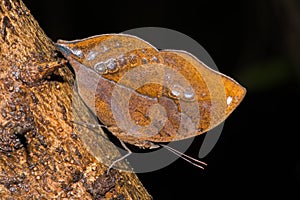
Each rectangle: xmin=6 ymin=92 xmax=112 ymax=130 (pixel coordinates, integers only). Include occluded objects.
xmin=56 ymin=34 xmax=246 ymax=147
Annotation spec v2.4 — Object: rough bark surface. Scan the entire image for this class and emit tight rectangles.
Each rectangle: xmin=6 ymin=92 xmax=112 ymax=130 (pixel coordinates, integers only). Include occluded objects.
xmin=0 ymin=0 xmax=152 ymax=199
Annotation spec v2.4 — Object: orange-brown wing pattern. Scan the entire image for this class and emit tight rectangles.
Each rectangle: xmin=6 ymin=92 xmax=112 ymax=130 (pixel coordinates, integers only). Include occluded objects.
xmin=56 ymin=34 xmax=246 ymax=148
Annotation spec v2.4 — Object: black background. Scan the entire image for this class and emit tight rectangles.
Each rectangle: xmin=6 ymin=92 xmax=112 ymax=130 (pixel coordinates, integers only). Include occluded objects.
xmin=23 ymin=0 xmax=300 ymax=199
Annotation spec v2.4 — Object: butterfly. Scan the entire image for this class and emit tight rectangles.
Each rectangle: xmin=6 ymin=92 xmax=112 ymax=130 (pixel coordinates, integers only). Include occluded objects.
xmin=56 ymin=34 xmax=246 ymax=169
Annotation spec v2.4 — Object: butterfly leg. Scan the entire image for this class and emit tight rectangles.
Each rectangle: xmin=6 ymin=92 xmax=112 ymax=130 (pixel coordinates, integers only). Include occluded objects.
xmin=71 ymin=120 xmax=133 ymax=173
xmin=107 ymin=140 xmax=132 ymax=175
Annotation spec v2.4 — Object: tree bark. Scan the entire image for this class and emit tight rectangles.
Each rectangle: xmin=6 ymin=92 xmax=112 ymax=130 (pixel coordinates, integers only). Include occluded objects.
xmin=0 ymin=0 xmax=152 ymax=199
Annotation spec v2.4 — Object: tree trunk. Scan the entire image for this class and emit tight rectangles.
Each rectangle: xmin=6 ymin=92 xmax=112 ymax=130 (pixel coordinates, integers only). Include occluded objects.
xmin=0 ymin=0 xmax=152 ymax=199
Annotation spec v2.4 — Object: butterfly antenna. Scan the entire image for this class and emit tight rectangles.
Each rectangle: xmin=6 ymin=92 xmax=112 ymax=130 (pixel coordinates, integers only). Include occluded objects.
xmin=160 ymin=144 xmax=207 ymax=169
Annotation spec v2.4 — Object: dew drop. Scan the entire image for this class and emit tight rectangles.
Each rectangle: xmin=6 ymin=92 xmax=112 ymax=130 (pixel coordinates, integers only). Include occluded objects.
xmin=151 ymin=56 xmax=159 ymax=63
xmin=183 ymin=87 xmax=195 ymax=101
xmin=171 ymin=90 xmax=181 ymax=98
xmin=94 ymin=62 xmax=107 ymax=74
xmin=102 ymin=45 xmax=109 ymax=52
xmin=86 ymin=51 xmax=99 ymax=61
xmin=117 ymin=54 xmax=127 ymax=67
xmin=71 ymin=48 xmax=83 ymax=58
xmin=227 ymin=96 xmax=233 ymax=105
xmin=169 ymin=84 xmax=184 ymax=98
xmin=106 ymin=59 xmax=118 ymax=73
